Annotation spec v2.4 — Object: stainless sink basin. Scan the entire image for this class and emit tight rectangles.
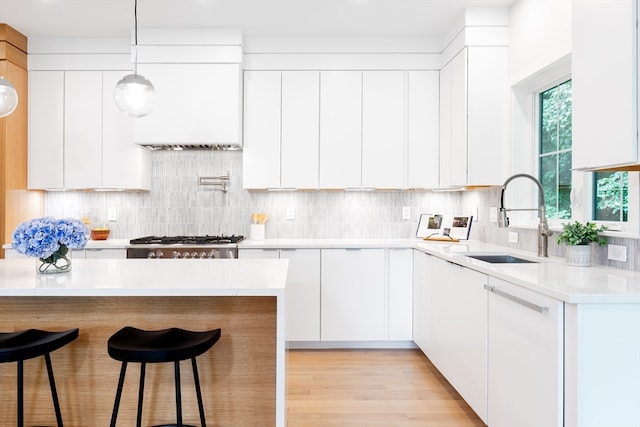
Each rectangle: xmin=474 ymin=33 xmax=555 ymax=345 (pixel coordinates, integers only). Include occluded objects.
xmin=463 ymin=254 xmax=538 ymax=264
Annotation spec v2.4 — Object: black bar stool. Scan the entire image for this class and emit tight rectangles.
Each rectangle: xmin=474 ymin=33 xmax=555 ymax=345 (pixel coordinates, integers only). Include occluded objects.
xmin=107 ymin=326 xmax=221 ymax=427
xmin=0 ymin=328 xmax=79 ymax=427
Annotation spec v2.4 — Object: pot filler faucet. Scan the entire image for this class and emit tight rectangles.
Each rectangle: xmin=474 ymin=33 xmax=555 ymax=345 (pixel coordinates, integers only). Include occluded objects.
xmin=498 ymin=173 xmax=552 ymax=257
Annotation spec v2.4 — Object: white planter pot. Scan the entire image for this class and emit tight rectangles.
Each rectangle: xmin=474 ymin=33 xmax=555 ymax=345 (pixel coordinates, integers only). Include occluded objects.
xmin=566 ymin=244 xmax=592 ymax=267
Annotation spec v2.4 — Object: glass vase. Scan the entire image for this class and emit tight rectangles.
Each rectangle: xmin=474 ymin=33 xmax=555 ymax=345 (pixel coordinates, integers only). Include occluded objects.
xmin=37 ymin=251 xmax=72 ymax=274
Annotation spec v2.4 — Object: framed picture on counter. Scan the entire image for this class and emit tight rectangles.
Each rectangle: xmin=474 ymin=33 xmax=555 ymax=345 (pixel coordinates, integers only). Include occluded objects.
xmin=416 ymin=214 xmax=473 ymax=240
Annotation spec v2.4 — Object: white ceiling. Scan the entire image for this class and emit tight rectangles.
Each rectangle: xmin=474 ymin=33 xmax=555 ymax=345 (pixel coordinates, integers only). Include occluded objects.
xmin=1 ymin=0 xmax=514 ymax=40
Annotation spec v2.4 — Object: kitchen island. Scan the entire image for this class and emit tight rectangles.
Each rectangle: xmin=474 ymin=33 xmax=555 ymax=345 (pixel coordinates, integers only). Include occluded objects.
xmin=0 ymin=258 xmax=288 ymax=427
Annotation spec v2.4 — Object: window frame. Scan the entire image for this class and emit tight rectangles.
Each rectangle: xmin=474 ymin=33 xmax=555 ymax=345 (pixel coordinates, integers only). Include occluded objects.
xmin=510 ymin=57 xmax=639 ymax=235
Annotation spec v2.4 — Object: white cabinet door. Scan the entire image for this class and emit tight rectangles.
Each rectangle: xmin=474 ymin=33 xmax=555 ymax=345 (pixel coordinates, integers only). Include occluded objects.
xmin=431 ymin=257 xmax=488 ymax=423
xmin=467 ymin=47 xmax=509 ymax=185
xmin=319 ymin=71 xmax=362 ymax=188
xmin=362 ymin=71 xmax=406 ymax=188
xmin=440 ymin=49 xmax=468 ymax=188
xmin=440 ymin=47 xmax=508 ymax=187
xmin=28 ymin=71 xmax=64 ymax=189
xmin=243 ymin=71 xmax=282 ymax=189
xmin=321 ymin=249 xmax=385 ymax=341
xmin=388 ymin=248 xmax=413 ymax=341
xmin=84 ymin=248 xmax=127 ymax=259
xmin=134 ymin=63 xmax=241 ymax=144
xmin=280 ymin=249 xmax=321 ymax=341
xmin=407 ymin=71 xmax=439 ymax=189
xmin=572 ymin=0 xmax=637 ymax=169
xmin=237 ymin=248 xmax=280 ymax=259
xmin=281 ymin=71 xmax=320 ymax=189
xmin=487 ymin=277 xmax=563 ymax=427
xmin=102 ymin=71 xmax=151 ymax=190
xmin=64 ymin=71 xmax=103 ymax=189
xmin=412 ymin=250 xmax=433 ymax=352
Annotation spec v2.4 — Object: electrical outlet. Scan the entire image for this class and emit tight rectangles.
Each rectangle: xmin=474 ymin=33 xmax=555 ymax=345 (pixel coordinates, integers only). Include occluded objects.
xmin=402 ymin=206 xmax=410 ymax=220
xmin=107 ymin=207 xmax=117 ymax=222
xmin=608 ymin=244 xmax=627 ymax=262
xmin=508 ymin=231 xmax=519 ymax=244
xmin=286 ymin=206 xmax=295 ymax=220
xmin=489 ymin=207 xmax=498 ymax=223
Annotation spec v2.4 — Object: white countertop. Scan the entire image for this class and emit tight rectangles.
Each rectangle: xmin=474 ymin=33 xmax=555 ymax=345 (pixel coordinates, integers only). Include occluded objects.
xmin=412 ymin=240 xmax=640 ymax=304
xmin=243 ymin=238 xmax=640 ymax=304
xmin=0 ymin=258 xmax=289 ymax=297
xmin=4 ymin=237 xmax=640 ymax=303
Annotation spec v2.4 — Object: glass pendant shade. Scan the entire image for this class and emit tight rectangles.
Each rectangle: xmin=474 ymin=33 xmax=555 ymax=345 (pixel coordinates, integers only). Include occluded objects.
xmin=113 ymin=73 xmax=156 ymax=118
xmin=0 ymin=76 xmax=18 ymax=118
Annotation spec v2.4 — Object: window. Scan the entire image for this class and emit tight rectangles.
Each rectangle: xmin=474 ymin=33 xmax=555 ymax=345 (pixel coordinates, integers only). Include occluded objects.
xmin=594 ymin=171 xmax=628 ymax=222
xmin=539 ymin=80 xmax=572 ymax=220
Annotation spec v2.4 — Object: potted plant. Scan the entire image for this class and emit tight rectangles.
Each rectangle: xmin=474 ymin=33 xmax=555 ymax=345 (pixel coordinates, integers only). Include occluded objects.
xmin=557 ymin=221 xmax=606 ymax=266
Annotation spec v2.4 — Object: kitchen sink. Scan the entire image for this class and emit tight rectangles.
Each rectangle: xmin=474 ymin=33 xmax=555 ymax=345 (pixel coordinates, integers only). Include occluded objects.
xmin=463 ymin=254 xmax=538 ymax=264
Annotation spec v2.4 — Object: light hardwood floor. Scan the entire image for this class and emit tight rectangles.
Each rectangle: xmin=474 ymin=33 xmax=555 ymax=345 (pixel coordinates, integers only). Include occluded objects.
xmin=286 ymin=349 xmax=485 ymax=427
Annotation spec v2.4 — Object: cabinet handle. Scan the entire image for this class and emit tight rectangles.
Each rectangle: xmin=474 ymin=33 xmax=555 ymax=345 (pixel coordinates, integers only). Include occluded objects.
xmin=484 ymin=285 xmax=549 ymax=313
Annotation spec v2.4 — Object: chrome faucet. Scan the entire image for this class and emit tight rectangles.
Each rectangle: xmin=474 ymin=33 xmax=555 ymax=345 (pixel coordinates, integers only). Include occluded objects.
xmin=498 ymin=173 xmax=552 ymax=257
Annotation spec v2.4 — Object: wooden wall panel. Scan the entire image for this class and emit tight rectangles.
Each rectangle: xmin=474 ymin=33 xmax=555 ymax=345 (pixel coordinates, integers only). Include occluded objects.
xmin=0 ymin=296 xmax=277 ymax=426
xmin=0 ymin=24 xmax=44 ymax=258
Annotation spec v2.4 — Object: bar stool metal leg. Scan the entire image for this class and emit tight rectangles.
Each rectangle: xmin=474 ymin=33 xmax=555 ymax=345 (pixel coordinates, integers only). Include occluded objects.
xmin=137 ymin=362 xmax=146 ymax=427
xmin=17 ymin=359 xmax=24 ymax=427
xmin=44 ymin=353 xmax=64 ymax=427
xmin=174 ymin=361 xmax=182 ymax=427
xmin=191 ymin=357 xmax=207 ymax=427
xmin=110 ymin=361 xmax=128 ymax=427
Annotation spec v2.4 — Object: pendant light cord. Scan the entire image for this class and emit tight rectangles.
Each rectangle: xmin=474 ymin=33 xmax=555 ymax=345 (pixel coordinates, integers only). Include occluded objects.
xmin=133 ymin=0 xmax=139 ymax=75
xmin=134 ymin=0 xmax=138 ymax=46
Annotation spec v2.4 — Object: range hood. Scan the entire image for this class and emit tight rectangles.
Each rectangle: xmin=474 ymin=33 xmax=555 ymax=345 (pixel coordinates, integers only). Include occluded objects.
xmin=138 ymin=143 xmax=243 ymax=151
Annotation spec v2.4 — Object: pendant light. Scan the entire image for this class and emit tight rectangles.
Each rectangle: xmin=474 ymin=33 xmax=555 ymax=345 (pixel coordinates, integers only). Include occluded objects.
xmin=114 ymin=0 xmax=155 ymax=118
xmin=0 ymin=75 xmax=18 ymax=118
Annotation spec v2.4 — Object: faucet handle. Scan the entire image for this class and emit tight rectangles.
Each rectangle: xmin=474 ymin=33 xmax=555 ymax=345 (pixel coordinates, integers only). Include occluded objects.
xmin=498 ymin=208 xmax=509 ymax=228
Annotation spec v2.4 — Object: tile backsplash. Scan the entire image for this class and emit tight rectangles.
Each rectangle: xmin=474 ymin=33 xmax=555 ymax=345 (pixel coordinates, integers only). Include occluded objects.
xmin=45 ymin=151 xmax=462 ymax=239
xmin=44 ymin=151 xmax=639 ymax=271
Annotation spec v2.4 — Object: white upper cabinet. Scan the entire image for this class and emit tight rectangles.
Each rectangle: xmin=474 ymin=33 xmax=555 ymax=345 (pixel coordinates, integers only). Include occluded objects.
xmin=64 ymin=71 xmax=103 ymax=189
xmin=440 ymin=47 xmax=509 ymax=187
xmin=102 ymin=71 xmax=151 ymax=190
xmin=243 ymin=69 xmax=438 ymax=189
xmin=572 ymin=0 xmax=638 ymax=170
xmin=28 ymin=70 xmax=151 ymax=190
xmin=243 ymin=71 xmax=282 ymax=189
xmin=134 ymin=63 xmax=242 ymax=146
xmin=407 ymin=71 xmax=440 ymax=189
xmin=319 ymin=71 xmax=363 ymax=189
xmin=281 ymin=71 xmax=320 ymax=189
xmin=362 ymin=71 xmax=406 ymax=188
xmin=28 ymin=71 xmax=64 ymax=189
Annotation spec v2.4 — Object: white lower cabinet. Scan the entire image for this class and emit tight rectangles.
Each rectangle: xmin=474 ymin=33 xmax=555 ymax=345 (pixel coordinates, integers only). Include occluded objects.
xmin=237 ymin=249 xmax=280 ymax=259
xmin=430 ymin=257 xmax=488 ymax=423
xmin=83 ymin=248 xmax=126 ymax=259
xmin=487 ymin=277 xmax=563 ymax=427
xmin=321 ymin=249 xmax=386 ymax=341
xmin=280 ymin=249 xmax=321 ymax=341
xmin=412 ymin=250 xmax=433 ymax=352
xmin=388 ymin=248 xmax=413 ymax=341
xmin=238 ymin=248 xmax=321 ymax=342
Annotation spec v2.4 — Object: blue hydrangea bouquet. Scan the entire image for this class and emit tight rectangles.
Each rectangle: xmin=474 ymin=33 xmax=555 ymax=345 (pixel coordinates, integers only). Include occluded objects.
xmin=12 ymin=217 xmax=89 ymax=274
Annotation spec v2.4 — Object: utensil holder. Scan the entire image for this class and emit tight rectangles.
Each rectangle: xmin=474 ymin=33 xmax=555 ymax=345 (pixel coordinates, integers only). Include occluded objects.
xmin=250 ymin=224 xmax=265 ymax=241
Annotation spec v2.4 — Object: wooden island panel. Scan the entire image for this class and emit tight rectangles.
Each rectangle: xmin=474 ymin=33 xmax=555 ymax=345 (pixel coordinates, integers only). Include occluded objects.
xmin=0 ymin=296 xmax=276 ymax=426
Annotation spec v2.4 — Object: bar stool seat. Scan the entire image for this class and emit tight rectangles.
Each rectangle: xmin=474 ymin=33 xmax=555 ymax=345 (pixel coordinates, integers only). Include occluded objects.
xmin=0 ymin=328 xmax=79 ymax=427
xmin=108 ymin=326 xmax=221 ymax=427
